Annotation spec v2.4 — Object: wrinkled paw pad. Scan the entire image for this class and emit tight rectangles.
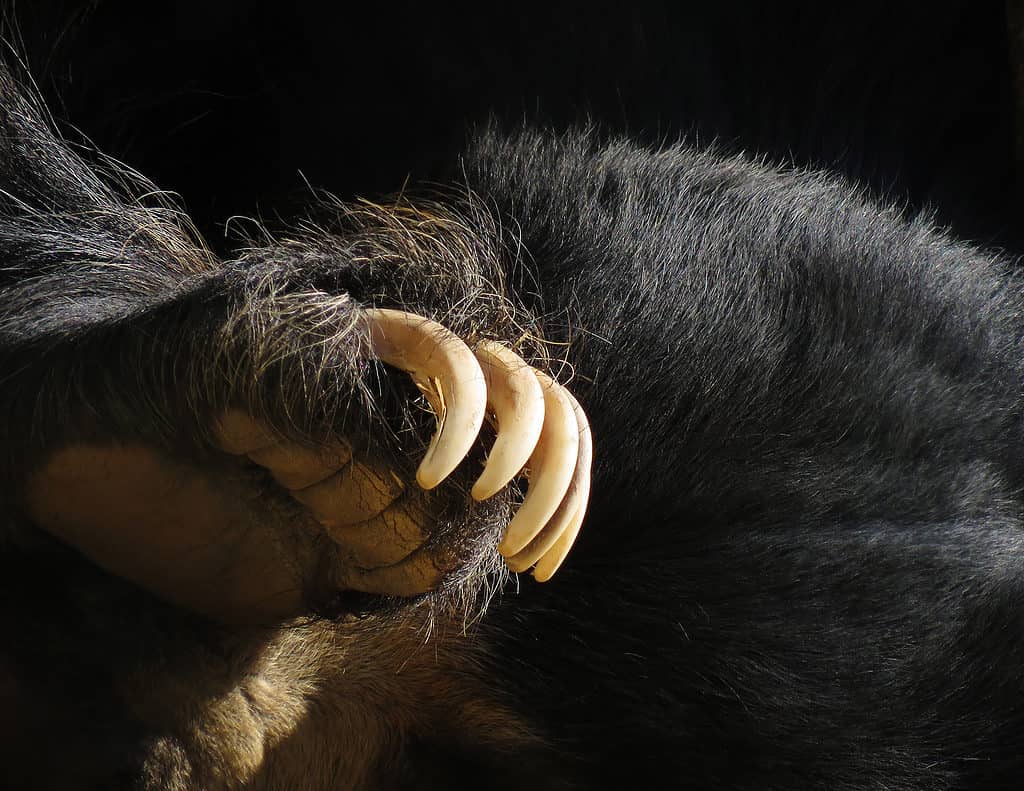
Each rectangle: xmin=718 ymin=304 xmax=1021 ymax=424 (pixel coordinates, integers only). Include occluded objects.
xmin=215 ymin=309 xmax=592 ymax=597
xmin=215 ymin=409 xmax=436 ymax=596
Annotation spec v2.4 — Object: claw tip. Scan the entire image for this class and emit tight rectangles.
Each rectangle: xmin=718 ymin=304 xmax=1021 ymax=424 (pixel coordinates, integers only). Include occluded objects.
xmin=415 ymin=466 xmax=440 ymax=490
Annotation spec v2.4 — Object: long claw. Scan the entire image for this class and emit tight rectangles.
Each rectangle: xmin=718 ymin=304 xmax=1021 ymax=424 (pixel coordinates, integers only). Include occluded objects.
xmin=215 ymin=315 xmax=592 ymax=595
xmin=505 ymin=387 xmax=593 ymax=573
xmin=532 ymin=390 xmax=592 ymax=579
xmin=497 ymin=373 xmax=580 ymax=557
xmin=533 ymin=501 xmax=586 ymax=582
xmin=364 ymin=309 xmax=487 ymax=490
xmin=470 ymin=340 xmax=546 ymax=501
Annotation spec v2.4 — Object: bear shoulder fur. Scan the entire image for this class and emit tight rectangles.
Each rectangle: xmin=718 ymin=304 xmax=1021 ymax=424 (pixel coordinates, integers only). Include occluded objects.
xmin=3 ymin=68 xmax=1024 ymax=789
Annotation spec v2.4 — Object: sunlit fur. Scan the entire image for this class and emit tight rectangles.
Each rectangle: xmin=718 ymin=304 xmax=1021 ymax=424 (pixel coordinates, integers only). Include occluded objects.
xmin=4 ymin=59 xmax=1024 ymax=789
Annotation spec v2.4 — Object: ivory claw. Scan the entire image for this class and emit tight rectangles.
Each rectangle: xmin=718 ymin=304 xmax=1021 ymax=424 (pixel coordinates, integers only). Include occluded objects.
xmin=471 ymin=339 xmax=546 ymax=501
xmin=533 ymin=389 xmax=592 ymax=579
xmin=364 ymin=309 xmax=487 ymax=490
xmin=498 ymin=372 xmax=580 ymax=557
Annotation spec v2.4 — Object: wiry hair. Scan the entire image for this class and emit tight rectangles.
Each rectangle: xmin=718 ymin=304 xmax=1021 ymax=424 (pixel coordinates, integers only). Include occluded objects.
xmin=0 ymin=62 xmax=545 ymax=615
xmin=12 ymin=42 xmax=1024 ymax=788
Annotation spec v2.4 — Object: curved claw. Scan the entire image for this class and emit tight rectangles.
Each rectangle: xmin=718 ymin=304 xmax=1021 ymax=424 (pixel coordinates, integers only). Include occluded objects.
xmin=533 ymin=503 xmax=586 ymax=581
xmin=503 ymin=384 xmax=593 ymax=575
xmin=216 ymin=316 xmax=592 ymax=594
xmin=533 ymin=389 xmax=592 ymax=580
xmin=497 ymin=372 xmax=580 ymax=557
xmin=364 ymin=309 xmax=487 ymax=490
xmin=471 ymin=340 xmax=546 ymax=501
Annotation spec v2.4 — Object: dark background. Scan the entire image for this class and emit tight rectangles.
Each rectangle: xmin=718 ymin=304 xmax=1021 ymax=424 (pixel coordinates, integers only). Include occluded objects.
xmin=7 ymin=1 xmax=1022 ymax=254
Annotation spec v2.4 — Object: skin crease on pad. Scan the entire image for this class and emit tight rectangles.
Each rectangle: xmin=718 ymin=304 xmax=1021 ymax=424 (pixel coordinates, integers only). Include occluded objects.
xmin=26 ymin=309 xmax=593 ymax=624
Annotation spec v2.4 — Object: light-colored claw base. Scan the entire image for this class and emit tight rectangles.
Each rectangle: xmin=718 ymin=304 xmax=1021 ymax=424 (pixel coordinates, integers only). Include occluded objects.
xmin=216 ymin=310 xmax=593 ymax=593
xmin=471 ymin=340 xmax=545 ymax=501
xmin=362 ymin=310 xmax=593 ymax=582
xmin=363 ymin=309 xmax=487 ymax=491
xmin=24 ymin=310 xmax=593 ymax=626
xmin=495 ymin=373 xmax=592 ymax=579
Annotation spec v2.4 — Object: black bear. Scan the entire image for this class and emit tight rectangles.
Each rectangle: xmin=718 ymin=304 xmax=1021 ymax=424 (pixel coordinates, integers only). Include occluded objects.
xmin=2 ymin=55 xmax=1024 ymax=790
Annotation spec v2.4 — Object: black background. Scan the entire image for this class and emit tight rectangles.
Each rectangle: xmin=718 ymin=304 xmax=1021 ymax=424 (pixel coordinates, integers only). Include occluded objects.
xmin=7 ymin=1 xmax=1020 ymax=254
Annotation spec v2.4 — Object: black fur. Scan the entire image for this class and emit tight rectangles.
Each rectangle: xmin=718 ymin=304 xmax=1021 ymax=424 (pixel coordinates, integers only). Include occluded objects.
xmin=3 ymin=59 xmax=1024 ymax=788
xmin=469 ymin=131 xmax=1024 ymax=788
